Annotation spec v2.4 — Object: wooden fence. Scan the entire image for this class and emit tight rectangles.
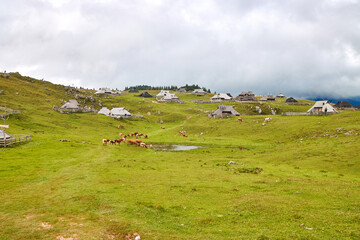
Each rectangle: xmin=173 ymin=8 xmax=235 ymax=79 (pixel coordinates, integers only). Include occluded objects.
xmin=0 ymin=134 xmax=31 ymax=147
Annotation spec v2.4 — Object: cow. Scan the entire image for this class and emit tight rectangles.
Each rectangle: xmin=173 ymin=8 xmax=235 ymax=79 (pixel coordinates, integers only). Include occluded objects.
xmin=179 ymin=130 xmax=188 ymax=137
xmin=102 ymin=139 xmax=110 ymax=145
xmin=237 ymin=117 xmax=243 ymax=122
xmin=114 ymin=138 xmax=124 ymax=144
xmin=135 ymin=133 xmax=144 ymax=138
xmin=126 ymin=139 xmax=139 ymax=145
xmin=139 ymin=142 xmax=147 ymax=148
xmin=264 ymin=117 xmax=272 ymax=122
xmin=161 ymin=126 xmax=166 ymax=129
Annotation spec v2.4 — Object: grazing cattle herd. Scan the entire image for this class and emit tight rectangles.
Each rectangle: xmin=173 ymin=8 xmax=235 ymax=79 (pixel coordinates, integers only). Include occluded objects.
xmin=102 ymin=117 xmax=273 ymax=147
xmin=102 ymin=131 xmax=153 ymax=149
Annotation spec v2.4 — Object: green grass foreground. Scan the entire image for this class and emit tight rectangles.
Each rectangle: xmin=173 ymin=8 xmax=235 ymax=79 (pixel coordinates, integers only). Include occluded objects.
xmin=0 ymin=74 xmax=359 ymax=239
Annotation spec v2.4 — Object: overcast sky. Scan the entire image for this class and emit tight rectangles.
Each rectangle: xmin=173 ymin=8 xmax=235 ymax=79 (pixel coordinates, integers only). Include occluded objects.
xmin=1 ymin=0 xmax=360 ymax=98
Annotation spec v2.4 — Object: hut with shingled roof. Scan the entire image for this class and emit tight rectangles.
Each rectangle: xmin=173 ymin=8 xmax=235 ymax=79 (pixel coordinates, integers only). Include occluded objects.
xmin=334 ymin=101 xmax=356 ymax=110
xmin=285 ymin=97 xmax=298 ymax=104
xmin=235 ymin=91 xmax=257 ymax=102
xmin=210 ymin=105 xmax=240 ymax=117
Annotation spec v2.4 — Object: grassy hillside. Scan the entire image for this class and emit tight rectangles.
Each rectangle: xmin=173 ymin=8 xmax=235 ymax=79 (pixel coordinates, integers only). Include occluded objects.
xmin=0 ymin=73 xmax=359 ymax=239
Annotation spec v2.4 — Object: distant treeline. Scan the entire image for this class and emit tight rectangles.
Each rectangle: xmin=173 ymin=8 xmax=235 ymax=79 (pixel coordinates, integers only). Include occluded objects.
xmin=125 ymin=84 xmax=210 ymax=93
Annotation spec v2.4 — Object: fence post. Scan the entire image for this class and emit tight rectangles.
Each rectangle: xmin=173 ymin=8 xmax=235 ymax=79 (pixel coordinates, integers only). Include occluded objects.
xmin=3 ymin=129 xmax=6 ymax=148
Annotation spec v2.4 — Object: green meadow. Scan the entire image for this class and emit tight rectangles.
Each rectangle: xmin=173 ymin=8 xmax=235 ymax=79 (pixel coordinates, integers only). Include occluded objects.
xmin=0 ymin=73 xmax=359 ymax=239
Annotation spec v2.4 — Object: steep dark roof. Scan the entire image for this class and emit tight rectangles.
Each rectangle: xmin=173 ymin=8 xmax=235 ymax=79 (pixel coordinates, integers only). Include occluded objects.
xmin=334 ymin=101 xmax=356 ymax=109
xmin=285 ymin=97 xmax=298 ymax=103
xmin=137 ymin=92 xmax=153 ymax=98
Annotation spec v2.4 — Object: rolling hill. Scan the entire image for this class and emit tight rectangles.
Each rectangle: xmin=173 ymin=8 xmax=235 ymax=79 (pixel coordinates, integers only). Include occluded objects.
xmin=0 ymin=73 xmax=359 ymax=239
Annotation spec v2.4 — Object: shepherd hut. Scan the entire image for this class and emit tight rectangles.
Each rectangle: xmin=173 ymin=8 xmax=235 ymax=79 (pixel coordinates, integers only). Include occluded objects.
xmin=211 ymin=105 xmax=240 ymax=117
xmin=156 ymin=90 xmax=179 ymax=101
xmin=210 ymin=93 xmax=232 ymax=102
xmin=285 ymin=97 xmax=298 ymax=104
xmin=137 ymin=92 xmax=153 ymax=98
xmin=95 ymin=88 xmax=112 ymax=94
xmin=178 ymin=88 xmax=187 ymax=93
xmin=307 ymin=101 xmax=337 ymax=114
xmin=60 ymin=100 xmax=82 ymax=112
xmin=192 ymin=89 xmax=206 ymax=96
xmin=156 ymin=90 xmax=170 ymax=98
xmin=260 ymin=95 xmax=275 ymax=102
xmin=162 ymin=93 xmax=179 ymax=102
xmin=0 ymin=129 xmax=11 ymax=140
xmin=334 ymin=101 xmax=356 ymax=110
xmin=276 ymin=93 xmax=286 ymax=98
xmin=235 ymin=91 xmax=257 ymax=102
xmin=98 ymin=107 xmax=111 ymax=116
xmin=113 ymin=90 xmax=122 ymax=95
xmin=110 ymin=108 xmax=132 ymax=118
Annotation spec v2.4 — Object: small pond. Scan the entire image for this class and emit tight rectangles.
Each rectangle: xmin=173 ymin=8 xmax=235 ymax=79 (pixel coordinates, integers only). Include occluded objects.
xmin=153 ymin=144 xmax=205 ymax=151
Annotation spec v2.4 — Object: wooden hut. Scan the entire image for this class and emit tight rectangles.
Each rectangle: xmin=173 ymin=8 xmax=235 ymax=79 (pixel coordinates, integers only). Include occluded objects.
xmin=307 ymin=101 xmax=337 ymax=114
xmin=178 ymin=88 xmax=187 ymax=93
xmin=192 ymin=89 xmax=206 ymax=96
xmin=334 ymin=101 xmax=356 ymax=110
xmin=60 ymin=100 xmax=82 ymax=112
xmin=260 ymin=95 xmax=275 ymax=102
xmin=285 ymin=97 xmax=298 ymax=104
xmin=235 ymin=91 xmax=257 ymax=102
xmin=137 ymin=92 xmax=153 ymax=98
xmin=210 ymin=93 xmax=232 ymax=102
xmin=211 ymin=105 xmax=240 ymax=117
xmin=98 ymin=107 xmax=111 ymax=116
xmin=110 ymin=108 xmax=132 ymax=118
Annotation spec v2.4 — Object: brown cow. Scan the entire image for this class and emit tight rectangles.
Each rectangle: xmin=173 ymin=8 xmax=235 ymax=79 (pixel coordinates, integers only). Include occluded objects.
xmin=126 ymin=139 xmax=139 ymax=145
xmin=114 ymin=138 xmax=124 ymax=144
xmin=102 ymin=139 xmax=110 ymax=145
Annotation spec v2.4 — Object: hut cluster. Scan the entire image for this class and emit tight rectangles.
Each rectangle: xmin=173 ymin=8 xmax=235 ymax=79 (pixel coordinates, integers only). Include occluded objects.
xmin=59 ymin=88 xmax=358 ymax=120
xmin=98 ymin=107 xmax=132 ymax=119
xmin=95 ymin=88 xmax=122 ymax=95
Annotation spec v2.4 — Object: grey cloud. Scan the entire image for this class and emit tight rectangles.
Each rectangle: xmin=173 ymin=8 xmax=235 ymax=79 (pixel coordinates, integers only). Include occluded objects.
xmin=0 ymin=0 xmax=360 ymax=98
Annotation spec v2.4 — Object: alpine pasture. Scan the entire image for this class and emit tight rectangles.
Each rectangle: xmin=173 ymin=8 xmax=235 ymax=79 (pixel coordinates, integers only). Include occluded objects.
xmin=0 ymin=73 xmax=359 ymax=239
